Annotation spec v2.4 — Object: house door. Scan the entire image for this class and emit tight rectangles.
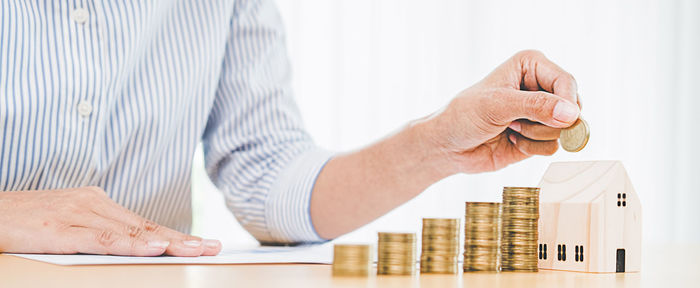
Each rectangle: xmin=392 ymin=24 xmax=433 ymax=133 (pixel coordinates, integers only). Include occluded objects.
xmin=616 ymin=249 xmax=625 ymax=272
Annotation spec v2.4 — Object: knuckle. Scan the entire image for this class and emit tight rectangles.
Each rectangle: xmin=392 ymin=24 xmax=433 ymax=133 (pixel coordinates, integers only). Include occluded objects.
xmin=187 ymin=235 xmax=203 ymax=241
xmin=565 ymin=72 xmax=576 ymax=83
xmin=128 ymin=225 xmax=145 ymax=238
xmin=96 ymin=230 xmax=117 ymax=248
xmin=516 ymin=49 xmax=544 ymax=60
xmin=141 ymin=220 xmax=161 ymax=233
xmin=524 ymin=92 xmax=553 ymax=116
xmin=557 ymin=72 xmax=577 ymax=91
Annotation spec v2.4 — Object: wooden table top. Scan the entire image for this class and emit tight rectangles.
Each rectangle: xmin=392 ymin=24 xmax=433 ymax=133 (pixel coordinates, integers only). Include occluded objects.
xmin=1 ymin=244 xmax=696 ymax=288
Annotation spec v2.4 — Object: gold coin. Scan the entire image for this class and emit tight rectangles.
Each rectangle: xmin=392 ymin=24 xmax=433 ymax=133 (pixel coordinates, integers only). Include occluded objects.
xmin=560 ymin=118 xmax=590 ymax=152
xmin=378 ymin=232 xmax=415 ymax=242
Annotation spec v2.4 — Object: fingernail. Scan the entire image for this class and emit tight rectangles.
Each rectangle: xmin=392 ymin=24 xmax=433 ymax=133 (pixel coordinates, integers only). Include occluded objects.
xmin=203 ymin=239 xmax=221 ymax=248
xmin=148 ymin=241 xmax=170 ymax=249
xmin=508 ymin=121 xmax=521 ymax=132
xmin=509 ymin=134 xmax=517 ymax=144
xmin=553 ymin=101 xmax=580 ymax=123
xmin=183 ymin=240 xmax=202 ymax=247
xmin=578 ymin=93 xmax=584 ymax=110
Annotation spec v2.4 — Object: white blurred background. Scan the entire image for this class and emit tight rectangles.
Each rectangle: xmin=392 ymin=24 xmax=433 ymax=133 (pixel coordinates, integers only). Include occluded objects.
xmin=192 ymin=0 xmax=700 ymax=247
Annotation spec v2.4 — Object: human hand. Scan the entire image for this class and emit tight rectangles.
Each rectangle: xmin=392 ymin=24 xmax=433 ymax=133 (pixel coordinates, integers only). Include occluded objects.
xmin=421 ymin=50 xmax=581 ymax=173
xmin=0 ymin=187 xmax=222 ymax=256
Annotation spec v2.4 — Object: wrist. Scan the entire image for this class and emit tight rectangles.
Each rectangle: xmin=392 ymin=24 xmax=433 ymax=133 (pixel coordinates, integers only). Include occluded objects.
xmin=405 ymin=115 xmax=462 ymax=180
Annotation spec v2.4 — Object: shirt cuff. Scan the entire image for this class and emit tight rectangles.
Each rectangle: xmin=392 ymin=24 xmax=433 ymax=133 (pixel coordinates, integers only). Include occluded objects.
xmin=264 ymin=147 xmax=334 ymax=244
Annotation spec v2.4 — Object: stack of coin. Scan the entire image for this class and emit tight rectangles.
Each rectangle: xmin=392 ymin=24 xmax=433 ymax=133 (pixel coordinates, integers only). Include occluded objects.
xmin=332 ymin=244 xmax=372 ymax=276
xmin=501 ymin=187 xmax=540 ymax=272
xmin=463 ymin=202 xmax=501 ymax=272
xmin=377 ymin=232 xmax=416 ymax=275
xmin=420 ymin=218 xmax=460 ymax=274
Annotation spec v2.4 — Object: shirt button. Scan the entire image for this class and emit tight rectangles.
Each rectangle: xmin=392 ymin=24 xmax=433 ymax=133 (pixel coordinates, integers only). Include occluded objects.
xmin=77 ymin=101 xmax=93 ymax=117
xmin=71 ymin=8 xmax=89 ymax=24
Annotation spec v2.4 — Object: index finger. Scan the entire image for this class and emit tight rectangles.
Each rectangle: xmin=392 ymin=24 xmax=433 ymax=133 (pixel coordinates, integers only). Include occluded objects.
xmin=516 ymin=50 xmax=578 ymax=105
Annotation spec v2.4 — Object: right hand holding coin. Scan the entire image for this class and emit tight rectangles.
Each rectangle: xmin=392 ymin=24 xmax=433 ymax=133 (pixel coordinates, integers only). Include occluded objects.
xmin=417 ymin=50 xmax=583 ymax=174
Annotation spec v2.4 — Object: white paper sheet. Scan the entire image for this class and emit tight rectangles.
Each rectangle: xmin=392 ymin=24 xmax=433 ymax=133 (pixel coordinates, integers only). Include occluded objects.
xmin=7 ymin=243 xmax=333 ymax=266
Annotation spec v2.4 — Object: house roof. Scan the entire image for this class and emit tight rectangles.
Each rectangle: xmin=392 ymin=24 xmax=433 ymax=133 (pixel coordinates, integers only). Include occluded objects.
xmin=538 ymin=161 xmax=631 ymax=203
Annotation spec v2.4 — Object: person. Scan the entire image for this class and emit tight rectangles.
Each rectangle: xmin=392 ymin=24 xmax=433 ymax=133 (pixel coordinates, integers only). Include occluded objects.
xmin=0 ymin=0 xmax=580 ymax=257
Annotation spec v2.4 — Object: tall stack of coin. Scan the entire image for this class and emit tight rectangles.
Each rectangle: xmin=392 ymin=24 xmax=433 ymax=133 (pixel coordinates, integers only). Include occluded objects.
xmin=332 ymin=244 xmax=372 ymax=276
xmin=501 ymin=187 xmax=540 ymax=272
xmin=463 ymin=202 xmax=501 ymax=272
xmin=377 ymin=232 xmax=416 ymax=275
xmin=420 ymin=218 xmax=460 ymax=274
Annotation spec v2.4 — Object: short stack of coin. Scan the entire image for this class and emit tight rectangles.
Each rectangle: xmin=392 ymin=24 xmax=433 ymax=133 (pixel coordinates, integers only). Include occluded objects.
xmin=501 ymin=187 xmax=540 ymax=272
xmin=377 ymin=232 xmax=416 ymax=275
xmin=420 ymin=218 xmax=460 ymax=274
xmin=332 ymin=244 xmax=372 ymax=276
xmin=463 ymin=202 xmax=501 ymax=272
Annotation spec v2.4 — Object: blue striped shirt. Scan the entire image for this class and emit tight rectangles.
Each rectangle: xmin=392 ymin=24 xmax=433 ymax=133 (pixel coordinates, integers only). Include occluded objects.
xmin=0 ymin=0 xmax=332 ymax=244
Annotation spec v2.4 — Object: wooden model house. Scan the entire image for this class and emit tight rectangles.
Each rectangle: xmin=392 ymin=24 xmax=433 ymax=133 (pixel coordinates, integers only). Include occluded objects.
xmin=537 ymin=161 xmax=641 ymax=272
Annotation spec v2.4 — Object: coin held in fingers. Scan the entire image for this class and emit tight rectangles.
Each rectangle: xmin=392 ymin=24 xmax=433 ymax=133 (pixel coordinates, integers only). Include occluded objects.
xmin=560 ymin=118 xmax=590 ymax=152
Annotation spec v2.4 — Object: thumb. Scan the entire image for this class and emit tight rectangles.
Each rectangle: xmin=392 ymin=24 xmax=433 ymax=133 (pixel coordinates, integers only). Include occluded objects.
xmin=486 ymin=89 xmax=580 ymax=128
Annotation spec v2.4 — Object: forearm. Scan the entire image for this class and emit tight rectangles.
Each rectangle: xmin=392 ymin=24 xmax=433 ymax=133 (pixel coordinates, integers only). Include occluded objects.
xmin=309 ymin=118 xmax=457 ymax=239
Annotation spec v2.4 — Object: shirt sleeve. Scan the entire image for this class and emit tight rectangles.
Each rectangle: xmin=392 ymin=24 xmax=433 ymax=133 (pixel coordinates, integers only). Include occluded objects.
xmin=202 ymin=0 xmax=333 ymax=245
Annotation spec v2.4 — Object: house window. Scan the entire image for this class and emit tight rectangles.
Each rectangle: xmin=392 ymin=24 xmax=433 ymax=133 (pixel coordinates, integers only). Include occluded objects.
xmin=575 ymin=245 xmax=585 ymax=262
xmin=562 ymin=245 xmax=566 ymax=261
xmin=539 ymin=243 xmax=548 ymax=260
xmin=580 ymin=246 xmax=584 ymax=261
xmin=557 ymin=244 xmax=567 ymax=261
xmin=617 ymin=193 xmax=627 ymax=207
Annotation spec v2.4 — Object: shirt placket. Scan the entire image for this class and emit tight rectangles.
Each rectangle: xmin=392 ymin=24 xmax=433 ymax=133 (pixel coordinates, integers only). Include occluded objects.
xmin=65 ymin=0 xmax=105 ymax=187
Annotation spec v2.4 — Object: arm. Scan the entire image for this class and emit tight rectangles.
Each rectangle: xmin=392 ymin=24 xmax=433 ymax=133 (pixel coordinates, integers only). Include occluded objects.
xmin=202 ymin=0 xmax=334 ymax=244
xmin=311 ymin=50 xmax=581 ymax=239
xmin=205 ymin=1 xmax=580 ymax=242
